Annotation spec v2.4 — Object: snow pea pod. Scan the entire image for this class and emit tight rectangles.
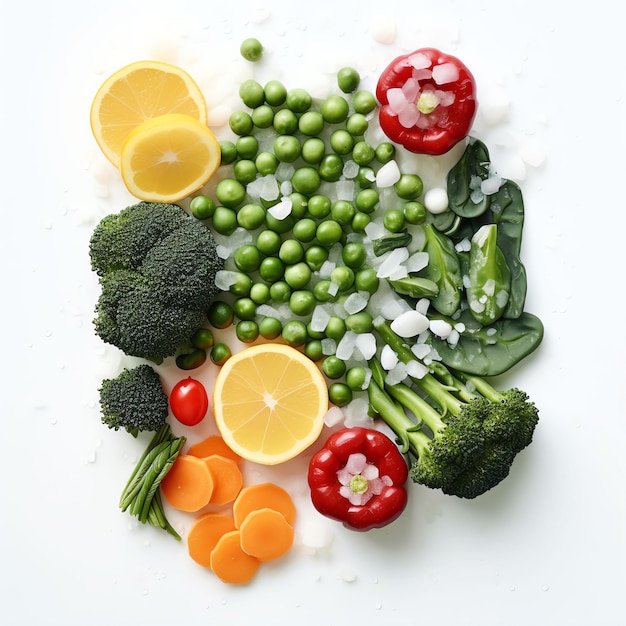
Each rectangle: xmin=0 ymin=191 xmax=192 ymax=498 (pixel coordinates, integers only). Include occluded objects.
xmin=419 ymin=224 xmax=463 ymax=315
xmin=466 ymin=224 xmax=511 ymax=325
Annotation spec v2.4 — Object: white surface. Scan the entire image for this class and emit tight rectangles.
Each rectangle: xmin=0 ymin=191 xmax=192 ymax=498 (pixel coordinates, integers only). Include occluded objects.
xmin=2 ymin=1 xmax=625 ymax=625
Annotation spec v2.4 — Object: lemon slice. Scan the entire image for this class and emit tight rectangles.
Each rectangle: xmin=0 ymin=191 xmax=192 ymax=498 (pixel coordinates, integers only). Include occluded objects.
xmin=90 ymin=60 xmax=207 ymax=168
xmin=119 ymin=113 xmax=221 ymax=203
xmin=212 ymin=344 xmax=329 ymax=465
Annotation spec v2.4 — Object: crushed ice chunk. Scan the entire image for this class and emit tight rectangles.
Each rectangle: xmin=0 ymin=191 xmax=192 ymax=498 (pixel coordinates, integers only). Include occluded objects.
xmin=380 ymin=344 xmax=398 ymax=370
xmin=324 ymin=406 xmax=345 ymax=427
xmin=343 ymin=292 xmax=369 ymax=314
xmin=375 ymin=247 xmax=410 ymax=278
xmin=336 ymin=331 xmax=358 ymax=360
xmin=406 ymin=251 xmax=429 ymax=273
xmin=390 ymin=310 xmax=430 ymax=337
xmin=376 ymin=160 xmax=401 ymax=187
xmin=310 ymin=306 xmax=331 ymax=332
xmin=429 ymin=318 xmax=453 ymax=338
xmin=406 ymin=360 xmax=429 ymax=379
xmin=321 ymin=338 xmax=337 ymax=355
xmin=385 ymin=362 xmax=407 ymax=385
xmin=411 ymin=343 xmax=432 ymax=360
xmin=214 ymin=270 xmax=240 ymax=290
xmin=336 ymin=179 xmax=354 ymax=200
xmin=343 ymin=396 xmax=372 ymax=428
xmin=354 ymin=334 xmax=377 ymax=360
xmin=268 ymin=197 xmax=292 ymax=220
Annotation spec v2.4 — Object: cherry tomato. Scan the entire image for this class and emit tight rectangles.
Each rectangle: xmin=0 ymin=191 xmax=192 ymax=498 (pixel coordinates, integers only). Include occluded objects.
xmin=170 ymin=377 xmax=209 ymax=426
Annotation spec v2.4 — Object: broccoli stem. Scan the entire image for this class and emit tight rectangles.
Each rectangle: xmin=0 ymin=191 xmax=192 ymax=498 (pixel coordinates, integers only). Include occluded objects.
xmin=374 ymin=319 xmax=464 ymax=415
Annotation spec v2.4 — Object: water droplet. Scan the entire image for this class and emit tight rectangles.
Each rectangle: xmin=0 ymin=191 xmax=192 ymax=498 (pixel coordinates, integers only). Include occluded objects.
xmin=142 ymin=588 xmax=149 ymax=596
xmin=542 ymin=584 xmax=550 ymax=592
xmin=50 ymin=417 xmax=57 ymax=425
xmin=375 ymin=603 xmax=382 ymax=610
xmin=510 ymin=586 xmax=516 ymax=592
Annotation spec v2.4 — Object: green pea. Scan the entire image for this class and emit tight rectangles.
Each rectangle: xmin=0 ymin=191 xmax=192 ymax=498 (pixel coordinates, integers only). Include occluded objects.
xmin=375 ymin=141 xmax=396 ymax=164
xmin=215 ymin=178 xmax=246 ymax=208
xmin=273 ymin=108 xmax=299 ymax=134
xmin=292 ymin=218 xmax=317 ymax=243
xmin=313 ymin=279 xmax=338 ymax=303
xmin=237 ymin=203 xmax=266 ymax=231
xmin=355 ymin=188 xmax=379 ymax=213
xmin=346 ymin=311 xmax=373 ymax=334
xmin=357 ymin=166 xmax=376 ymax=188
xmin=341 ymin=242 xmax=367 ymax=269
xmin=191 ymin=327 xmax=214 ymax=350
xmin=330 ymin=265 xmax=354 ymax=291
xmin=288 ymin=192 xmax=308 ymax=219
xmin=236 ymin=135 xmax=259 ymax=160
xmin=234 ymin=244 xmax=262 ymax=273
xmin=404 ymin=201 xmax=427 ymax=225
xmin=292 ymin=167 xmax=321 ymax=195
xmin=346 ymin=113 xmax=368 ymax=136
xmin=234 ymin=159 xmax=257 ymax=185
xmin=211 ymin=342 xmax=232 ymax=365
xmin=249 ymin=282 xmax=271 ymax=304
xmin=256 ymin=229 xmax=282 ymax=255
xmin=337 ymin=66 xmax=360 ymax=93
xmin=330 ymin=200 xmax=355 ymax=225
xmin=259 ymin=316 xmax=282 ymax=340
xmin=228 ymin=271 xmax=252 ymax=297
xmin=233 ymin=297 xmax=256 ymax=321
xmin=208 ymin=301 xmax=234 ymax=329
xmin=273 ymin=135 xmax=301 ymax=162
xmin=346 ymin=366 xmax=367 ymax=391
xmin=229 ymin=110 xmax=254 ymax=136
xmin=240 ymin=37 xmax=263 ymax=62
xmin=281 ymin=320 xmax=309 ymax=346
xmin=304 ymin=339 xmax=324 ymax=361
xmin=352 ymin=90 xmax=377 ymax=115
xmin=279 ymin=239 xmax=304 ymax=264
xmin=284 ymin=262 xmax=312 ymax=289
xmin=305 ymin=244 xmax=329 ymax=271
xmin=289 ymin=290 xmax=316 ymax=316
xmin=325 ymin=316 xmax=346 ymax=341
xmin=236 ymin=320 xmax=260 ymax=343
xmin=307 ymin=194 xmax=331 ymax=219
xmin=239 ymin=79 xmax=265 ymax=108
xmin=354 ymin=266 xmax=379 ymax=295
xmin=383 ymin=209 xmax=406 ymax=233
xmin=190 ymin=195 xmax=216 ymax=220
xmin=219 ymin=140 xmax=238 ymax=165
xmin=255 ymin=151 xmax=279 ymax=176
xmin=320 ymin=94 xmax=349 ymax=123
xmin=328 ymin=382 xmax=353 ymax=407
xmin=251 ymin=104 xmax=274 ymax=129
xmin=286 ymin=87 xmax=312 ymax=113
xmin=259 ymin=256 xmax=285 ymax=282
xmin=318 ymin=154 xmax=344 ymax=182
xmin=394 ymin=174 xmax=424 ymax=200
xmin=265 ymin=211 xmax=294 ymax=234
xmin=351 ymin=212 xmax=371 ymax=233
xmin=269 ymin=280 xmax=292 ymax=303
xmin=212 ymin=206 xmax=238 ymax=235
xmin=298 ymin=111 xmax=325 ymax=136
xmin=301 ymin=138 xmax=326 ymax=164
xmin=306 ymin=324 xmax=325 ymax=341
xmin=330 ymin=129 xmax=354 ymax=155
xmin=322 ymin=355 xmax=347 ymax=379
xmin=352 ymin=141 xmax=376 ymax=166
xmin=316 ymin=219 xmax=344 ymax=246
xmin=264 ymin=80 xmax=287 ymax=106
xmin=176 ymin=348 xmax=207 ymax=371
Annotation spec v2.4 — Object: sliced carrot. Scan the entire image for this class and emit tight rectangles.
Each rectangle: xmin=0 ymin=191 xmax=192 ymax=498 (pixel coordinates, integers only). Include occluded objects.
xmin=187 ymin=513 xmax=235 ymax=568
xmin=232 ymin=482 xmax=296 ymax=528
xmin=187 ymin=435 xmax=242 ymax=465
xmin=239 ymin=508 xmax=294 ymax=562
xmin=160 ymin=454 xmax=214 ymax=512
xmin=210 ymin=530 xmax=260 ymax=584
xmin=204 ymin=455 xmax=243 ymax=505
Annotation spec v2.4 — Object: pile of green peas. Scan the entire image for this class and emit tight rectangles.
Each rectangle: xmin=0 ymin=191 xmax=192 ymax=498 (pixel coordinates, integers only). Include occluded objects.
xmin=189 ymin=67 xmax=428 ymax=407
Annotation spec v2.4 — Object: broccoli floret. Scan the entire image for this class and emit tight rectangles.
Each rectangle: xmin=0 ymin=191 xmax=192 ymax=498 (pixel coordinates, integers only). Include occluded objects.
xmin=99 ymin=364 xmax=169 ymax=436
xmin=368 ymin=321 xmax=539 ymax=499
xmin=89 ymin=202 xmax=223 ymax=360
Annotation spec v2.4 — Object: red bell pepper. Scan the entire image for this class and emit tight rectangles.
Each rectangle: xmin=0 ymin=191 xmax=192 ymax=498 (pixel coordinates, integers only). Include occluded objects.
xmin=376 ymin=47 xmax=477 ymax=156
xmin=307 ymin=427 xmax=408 ymax=531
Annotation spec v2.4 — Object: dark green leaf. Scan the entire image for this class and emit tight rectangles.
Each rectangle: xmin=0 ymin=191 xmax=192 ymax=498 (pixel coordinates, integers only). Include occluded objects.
xmin=447 ymin=138 xmax=492 ymax=218
xmin=426 ymin=310 xmax=544 ymax=376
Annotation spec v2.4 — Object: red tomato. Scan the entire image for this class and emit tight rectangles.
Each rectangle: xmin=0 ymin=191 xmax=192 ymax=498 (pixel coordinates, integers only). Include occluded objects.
xmin=170 ymin=377 xmax=209 ymax=426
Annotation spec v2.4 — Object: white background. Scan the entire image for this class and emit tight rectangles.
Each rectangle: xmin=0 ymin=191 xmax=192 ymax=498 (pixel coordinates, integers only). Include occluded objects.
xmin=2 ymin=1 xmax=625 ymax=625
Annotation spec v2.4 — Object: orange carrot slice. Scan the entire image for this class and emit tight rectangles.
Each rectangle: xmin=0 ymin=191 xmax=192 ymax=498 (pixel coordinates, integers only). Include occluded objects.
xmin=160 ymin=454 xmax=214 ymax=512
xmin=232 ymin=482 xmax=296 ymax=528
xmin=204 ymin=455 xmax=243 ymax=505
xmin=239 ymin=508 xmax=294 ymax=562
xmin=210 ymin=530 xmax=260 ymax=584
xmin=187 ymin=513 xmax=235 ymax=568
xmin=187 ymin=435 xmax=242 ymax=465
